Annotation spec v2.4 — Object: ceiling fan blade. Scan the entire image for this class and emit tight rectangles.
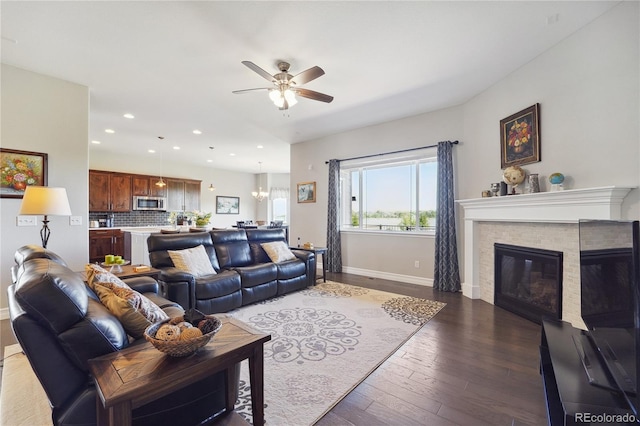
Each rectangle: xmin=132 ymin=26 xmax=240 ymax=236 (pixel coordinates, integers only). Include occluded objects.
xmin=295 ymin=88 xmax=334 ymax=103
xmin=232 ymin=88 xmax=271 ymax=94
xmin=291 ymin=66 xmax=325 ymax=85
xmin=242 ymin=61 xmax=276 ymax=83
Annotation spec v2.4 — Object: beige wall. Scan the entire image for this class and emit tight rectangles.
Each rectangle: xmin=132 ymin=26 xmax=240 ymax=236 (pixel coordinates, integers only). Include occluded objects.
xmin=1 ymin=64 xmax=89 ymax=313
xmin=290 ymin=2 xmax=639 ymax=285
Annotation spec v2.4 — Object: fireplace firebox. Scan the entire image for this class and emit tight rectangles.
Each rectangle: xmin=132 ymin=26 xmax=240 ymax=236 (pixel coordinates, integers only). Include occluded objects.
xmin=494 ymin=243 xmax=563 ymax=324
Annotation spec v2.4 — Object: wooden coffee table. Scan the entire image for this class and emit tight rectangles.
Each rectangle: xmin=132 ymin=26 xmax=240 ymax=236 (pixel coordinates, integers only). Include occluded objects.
xmin=88 ymin=317 xmax=270 ymax=426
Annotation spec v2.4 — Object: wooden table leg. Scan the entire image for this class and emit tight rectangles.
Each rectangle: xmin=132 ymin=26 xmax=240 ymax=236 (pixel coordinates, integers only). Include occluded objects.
xmin=248 ymin=344 xmax=265 ymax=426
xmin=224 ymin=366 xmax=236 ymax=413
xmin=322 ymin=252 xmax=327 ymax=282
xmin=97 ymin=399 xmax=132 ymax=426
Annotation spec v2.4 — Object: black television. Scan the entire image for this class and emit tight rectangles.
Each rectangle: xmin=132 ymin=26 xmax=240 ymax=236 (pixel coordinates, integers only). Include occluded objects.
xmin=579 ymin=219 xmax=639 ymax=418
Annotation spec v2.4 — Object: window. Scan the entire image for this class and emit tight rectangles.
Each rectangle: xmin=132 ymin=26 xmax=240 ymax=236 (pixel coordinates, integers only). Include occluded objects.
xmin=340 ymin=154 xmax=437 ymax=234
xmin=271 ymin=197 xmax=288 ymax=223
xmin=269 ymin=187 xmax=289 ymax=223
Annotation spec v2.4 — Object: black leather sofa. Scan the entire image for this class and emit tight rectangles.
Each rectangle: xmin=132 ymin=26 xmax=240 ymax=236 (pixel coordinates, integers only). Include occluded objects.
xmin=8 ymin=245 xmax=238 ymax=426
xmin=147 ymin=228 xmax=316 ymax=314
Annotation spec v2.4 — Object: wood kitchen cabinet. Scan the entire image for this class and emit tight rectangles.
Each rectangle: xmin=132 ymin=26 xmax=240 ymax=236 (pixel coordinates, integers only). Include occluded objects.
xmin=167 ymin=179 xmax=200 ymax=211
xmin=132 ymin=176 xmax=167 ymax=198
xmin=89 ymin=229 xmax=125 ymax=263
xmin=89 ymin=170 xmax=131 ymax=212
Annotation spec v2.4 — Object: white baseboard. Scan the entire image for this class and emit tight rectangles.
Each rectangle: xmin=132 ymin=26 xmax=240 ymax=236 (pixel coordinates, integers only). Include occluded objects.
xmin=341 ymin=266 xmax=433 ymax=287
xmin=1 ymin=307 xmax=9 ymax=321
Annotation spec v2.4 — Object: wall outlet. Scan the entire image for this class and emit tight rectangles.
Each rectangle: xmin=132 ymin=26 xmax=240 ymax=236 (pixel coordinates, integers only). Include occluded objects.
xmin=414 ymin=260 xmax=420 ymax=268
xmin=17 ymin=216 xmax=37 ymax=227
xmin=70 ymin=216 xmax=82 ymax=226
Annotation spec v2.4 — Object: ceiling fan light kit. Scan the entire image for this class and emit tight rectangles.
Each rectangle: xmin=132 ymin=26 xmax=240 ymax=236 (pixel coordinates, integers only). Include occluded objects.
xmin=233 ymin=60 xmax=333 ymax=111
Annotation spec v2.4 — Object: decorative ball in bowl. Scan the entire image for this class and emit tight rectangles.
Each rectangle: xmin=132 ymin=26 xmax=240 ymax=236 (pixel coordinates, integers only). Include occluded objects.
xmin=144 ymin=314 xmax=222 ymax=357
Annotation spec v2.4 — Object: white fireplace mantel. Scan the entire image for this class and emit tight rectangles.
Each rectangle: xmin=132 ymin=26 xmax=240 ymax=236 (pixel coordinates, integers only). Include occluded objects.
xmin=456 ymin=186 xmax=635 ymax=299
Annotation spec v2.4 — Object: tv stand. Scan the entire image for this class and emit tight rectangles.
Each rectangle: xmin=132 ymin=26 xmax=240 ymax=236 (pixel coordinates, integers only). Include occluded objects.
xmin=540 ymin=318 xmax=633 ymax=425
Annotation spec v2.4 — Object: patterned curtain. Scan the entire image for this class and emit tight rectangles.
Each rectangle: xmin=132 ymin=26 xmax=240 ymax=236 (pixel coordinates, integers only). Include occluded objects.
xmin=326 ymin=159 xmax=342 ymax=272
xmin=433 ymin=141 xmax=461 ymax=292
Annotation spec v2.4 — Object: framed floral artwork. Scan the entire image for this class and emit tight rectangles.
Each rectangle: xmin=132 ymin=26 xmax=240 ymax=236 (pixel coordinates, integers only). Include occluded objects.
xmin=216 ymin=196 xmax=240 ymax=214
xmin=297 ymin=181 xmax=316 ymax=203
xmin=500 ymin=103 xmax=540 ymax=169
xmin=0 ymin=148 xmax=48 ymax=198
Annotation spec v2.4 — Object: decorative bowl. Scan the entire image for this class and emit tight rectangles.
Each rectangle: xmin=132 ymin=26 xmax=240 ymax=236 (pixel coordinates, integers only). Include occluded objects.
xmin=144 ymin=315 xmax=222 ymax=357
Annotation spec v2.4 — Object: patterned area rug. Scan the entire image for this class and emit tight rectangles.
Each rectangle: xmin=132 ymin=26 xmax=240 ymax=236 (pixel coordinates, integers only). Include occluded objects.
xmin=229 ymin=281 xmax=446 ymax=425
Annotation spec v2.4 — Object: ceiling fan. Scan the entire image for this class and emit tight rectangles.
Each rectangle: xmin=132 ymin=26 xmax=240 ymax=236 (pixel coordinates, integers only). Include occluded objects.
xmin=233 ymin=61 xmax=334 ymax=110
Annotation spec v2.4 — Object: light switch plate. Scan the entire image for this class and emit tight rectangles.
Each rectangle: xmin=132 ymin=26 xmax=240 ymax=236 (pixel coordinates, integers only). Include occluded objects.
xmin=70 ymin=216 xmax=82 ymax=226
xmin=17 ymin=216 xmax=37 ymax=227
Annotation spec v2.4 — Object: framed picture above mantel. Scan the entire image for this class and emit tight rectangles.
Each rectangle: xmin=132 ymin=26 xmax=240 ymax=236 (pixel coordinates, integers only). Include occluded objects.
xmin=0 ymin=148 xmax=48 ymax=199
xmin=500 ymin=103 xmax=540 ymax=169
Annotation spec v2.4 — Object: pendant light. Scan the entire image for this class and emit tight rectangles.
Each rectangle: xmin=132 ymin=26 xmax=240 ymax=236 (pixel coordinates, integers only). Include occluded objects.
xmin=252 ymin=162 xmax=268 ymax=202
xmin=156 ymin=136 xmax=166 ymax=187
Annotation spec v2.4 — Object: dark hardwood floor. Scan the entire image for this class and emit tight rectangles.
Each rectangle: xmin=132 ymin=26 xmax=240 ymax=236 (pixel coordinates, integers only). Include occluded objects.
xmin=316 ymin=272 xmax=547 ymax=426
xmin=1 ymin=272 xmax=547 ymax=426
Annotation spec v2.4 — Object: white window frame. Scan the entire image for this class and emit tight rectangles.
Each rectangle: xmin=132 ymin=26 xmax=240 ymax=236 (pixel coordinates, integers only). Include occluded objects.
xmin=340 ymin=151 xmax=437 ymax=236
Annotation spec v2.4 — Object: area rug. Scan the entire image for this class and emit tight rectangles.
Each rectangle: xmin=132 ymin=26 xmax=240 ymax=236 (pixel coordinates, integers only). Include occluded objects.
xmin=228 ymin=281 xmax=446 ymax=425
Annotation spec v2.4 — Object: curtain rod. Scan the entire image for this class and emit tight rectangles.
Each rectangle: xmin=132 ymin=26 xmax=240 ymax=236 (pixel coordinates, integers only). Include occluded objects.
xmin=325 ymin=140 xmax=458 ymax=164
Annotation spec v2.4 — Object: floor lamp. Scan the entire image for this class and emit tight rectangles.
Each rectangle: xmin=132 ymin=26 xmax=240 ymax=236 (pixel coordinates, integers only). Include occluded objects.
xmin=19 ymin=186 xmax=72 ymax=249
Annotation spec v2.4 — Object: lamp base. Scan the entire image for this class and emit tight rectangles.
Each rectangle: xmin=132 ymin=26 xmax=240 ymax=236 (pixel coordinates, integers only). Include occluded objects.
xmin=40 ymin=216 xmax=51 ymax=249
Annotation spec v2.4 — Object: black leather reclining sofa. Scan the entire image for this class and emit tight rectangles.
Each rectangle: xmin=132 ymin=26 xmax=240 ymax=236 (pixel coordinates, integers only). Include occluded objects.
xmin=8 ymin=244 xmax=238 ymax=426
xmin=147 ymin=228 xmax=316 ymax=314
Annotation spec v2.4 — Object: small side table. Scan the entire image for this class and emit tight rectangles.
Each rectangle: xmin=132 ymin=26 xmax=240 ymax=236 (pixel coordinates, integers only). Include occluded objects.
xmin=80 ymin=264 xmax=161 ymax=282
xmin=295 ymin=247 xmax=328 ymax=283
xmin=89 ymin=318 xmax=270 ymax=426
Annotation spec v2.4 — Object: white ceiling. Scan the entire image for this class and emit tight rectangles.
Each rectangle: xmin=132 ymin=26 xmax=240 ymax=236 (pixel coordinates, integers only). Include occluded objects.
xmin=1 ymin=1 xmax=618 ymax=174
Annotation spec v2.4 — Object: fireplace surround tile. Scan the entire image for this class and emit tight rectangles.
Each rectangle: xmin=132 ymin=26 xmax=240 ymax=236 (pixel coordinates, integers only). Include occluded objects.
xmin=457 ymin=186 xmax=634 ymax=329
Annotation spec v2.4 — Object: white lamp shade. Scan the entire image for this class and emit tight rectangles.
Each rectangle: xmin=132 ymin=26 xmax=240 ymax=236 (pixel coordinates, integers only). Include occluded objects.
xmin=19 ymin=186 xmax=72 ymax=216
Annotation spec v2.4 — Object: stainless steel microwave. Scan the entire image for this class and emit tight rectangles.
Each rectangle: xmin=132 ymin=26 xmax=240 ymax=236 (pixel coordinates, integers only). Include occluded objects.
xmin=133 ymin=196 xmax=167 ymax=211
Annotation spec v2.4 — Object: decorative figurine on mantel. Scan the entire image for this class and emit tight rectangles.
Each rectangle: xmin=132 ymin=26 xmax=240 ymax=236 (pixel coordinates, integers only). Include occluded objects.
xmin=549 ymin=172 xmax=565 ymax=191
xmin=503 ymin=166 xmax=526 ymax=195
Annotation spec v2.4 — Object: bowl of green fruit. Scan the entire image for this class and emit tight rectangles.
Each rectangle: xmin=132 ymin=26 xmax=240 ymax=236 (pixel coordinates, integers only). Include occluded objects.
xmin=101 ymin=255 xmax=129 ymax=273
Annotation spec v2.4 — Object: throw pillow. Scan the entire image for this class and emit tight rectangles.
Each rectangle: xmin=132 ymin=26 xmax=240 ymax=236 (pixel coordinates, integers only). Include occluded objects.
xmin=261 ymin=241 xmax=296 ymax=263
xmin=85 ymin=264 xmax=169 ymax=338
xmin=168 ymin=245 xmax=216 ymax=277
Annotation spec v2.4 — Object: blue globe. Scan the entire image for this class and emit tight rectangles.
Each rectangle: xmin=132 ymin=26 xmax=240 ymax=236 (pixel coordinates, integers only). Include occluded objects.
xmin=549 ymin=173 xmax=564 ymax=184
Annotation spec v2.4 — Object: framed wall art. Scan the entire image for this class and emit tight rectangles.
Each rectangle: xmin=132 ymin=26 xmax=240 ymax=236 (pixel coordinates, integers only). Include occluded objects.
xmin=500 ymin=103 xmax=540 ymax=169
xmin=216 ymin=196 xmax=240 ymax=214
xmin=0 ymin=148 xmax=48 ymax=198
xmin=297 ymin=181 xmax=316 ymax=203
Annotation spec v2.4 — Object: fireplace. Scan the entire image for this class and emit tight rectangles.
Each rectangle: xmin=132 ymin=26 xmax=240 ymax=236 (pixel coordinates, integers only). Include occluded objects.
xmin=494 ymin=243 xmax=563 ymax=324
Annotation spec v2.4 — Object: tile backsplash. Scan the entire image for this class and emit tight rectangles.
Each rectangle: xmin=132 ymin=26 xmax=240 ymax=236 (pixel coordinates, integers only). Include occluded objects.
xmin=89 ymin=211 xmax=171 ymax=227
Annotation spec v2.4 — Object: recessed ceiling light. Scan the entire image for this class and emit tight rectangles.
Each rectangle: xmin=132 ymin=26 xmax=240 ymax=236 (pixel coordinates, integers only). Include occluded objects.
xmin=91 ymin=140 xmax=101 ymax=144
xmin=229 ymin=153 xmax=236 ymax=157
xmin=148 ymin=149 xmax=156 ymax=153
xmin=123 ymin=113 xmax=135 ymax=119
xmin=257 ymin=145 xmax=264 ymax=149
xmin=105 ymin=129 xmax=115 ymax=134
xmin=207 ymin=159 xmax=213 ymax=163
xmin=193 ymin=130 xmax=202 ymax=135
xmin=173 ymin=146 xmax=180 ymax=150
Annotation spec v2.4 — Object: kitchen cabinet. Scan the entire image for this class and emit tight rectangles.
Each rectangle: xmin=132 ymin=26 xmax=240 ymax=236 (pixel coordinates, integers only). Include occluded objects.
xmin=89 ymin=229 xmax=125 ymax=263
xmin=132 ymin=176 xmax=167 ymax=198
xmin=167 ymin=179 xmax=200 ymax=211
xmin=89 ymin=170 xmax=131 ymax=212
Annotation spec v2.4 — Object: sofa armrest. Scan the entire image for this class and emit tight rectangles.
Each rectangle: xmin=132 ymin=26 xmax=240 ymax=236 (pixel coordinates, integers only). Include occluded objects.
xmin=124 ymin=276 xmax=160 ymax=294
xmin=291 ymin=249 xmax=315 ymax=263
xmin=290 ymin=250 xmax=316 ymax=286
xmin=157 ymin=267 xmax=196 ymax=311
xmin=159 ymin=267 xmax=196 ymax=284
